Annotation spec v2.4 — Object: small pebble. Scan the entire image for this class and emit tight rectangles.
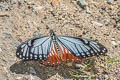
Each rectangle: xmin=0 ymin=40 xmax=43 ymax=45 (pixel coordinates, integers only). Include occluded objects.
xmin=96 ymin=67 xmax=104 ymax=73
xmin=115 ymin=18 xmax=120 ymax=23
xmin=117 ymin=11 xmax=120 ymax=17
xmin=3 ymin=32 xmax=12 ymax=38
xmin=33 ymin=6 xmax=43 ymax=11
xmin=77 ymin=0 xmax=87 ymax=9
xmin=0 ymin=48 xmax=2 ymax=52
xmin=104 ymin=22 xmax=112 ymax=26
xmin=16 ymin=77 xmax=22 ymax=80
xmin=33 ymin=31 xmax=42 ymax=37
xmin=98 ymin=74 xmax=109 ymax=80
xmin=115 ymin=72 xmax=120 ymax=77
xmin=11 ymin=42 xmax=21 ymax=47
xmin=10 ymin=0 xmax=18 ymax=4
xmin=111 ymin=41 xmax=118 ymax=46
xmin=24 ymin=0 xmax=27 ymax=3
xmin=86 ymin=7 xmax=92 ymax=14
xmin=117 ymin=41 xmax=120 ymax=44
xmin=91 ymin=21 xmax=103 ymax=27
xmin=82 ymin=28 xmax=89 ymax=35
xmin=29 ymin=67 xmax=36 ymax=75
xmin=74 ymin=63 xmax=84 ymax=70
xmin=101 ymin=6 xmax=106 ymax=11
xmin=106 ymin=0 xmax=114 ymax=5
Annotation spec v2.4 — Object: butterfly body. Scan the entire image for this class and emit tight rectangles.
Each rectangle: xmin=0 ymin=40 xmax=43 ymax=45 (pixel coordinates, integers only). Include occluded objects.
xmin=16 ymin=29 xmax=107 ymax=66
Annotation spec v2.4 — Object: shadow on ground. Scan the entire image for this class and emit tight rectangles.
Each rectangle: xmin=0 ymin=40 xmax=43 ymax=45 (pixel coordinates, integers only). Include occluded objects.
xmin=10 ymin=61 xmax=76 ymax=80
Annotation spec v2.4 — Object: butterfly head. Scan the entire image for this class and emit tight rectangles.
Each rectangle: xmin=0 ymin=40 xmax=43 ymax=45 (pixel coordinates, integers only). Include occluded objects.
xmin=49 ymin=29 xmax=56 ymax=40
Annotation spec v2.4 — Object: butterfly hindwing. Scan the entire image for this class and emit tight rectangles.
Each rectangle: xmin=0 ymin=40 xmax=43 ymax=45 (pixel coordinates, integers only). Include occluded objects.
xmin=16 ymin=36 xmax=51 ymax=61
xmin=43 ymin=42 xmax=61 ymax=65
xmin=57 ymin=41 xmax=82 ymax=62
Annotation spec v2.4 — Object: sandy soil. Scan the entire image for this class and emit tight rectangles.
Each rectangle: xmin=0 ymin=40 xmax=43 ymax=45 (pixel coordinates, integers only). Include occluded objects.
xmin=0 ymin=0 xmax=120 ymax=80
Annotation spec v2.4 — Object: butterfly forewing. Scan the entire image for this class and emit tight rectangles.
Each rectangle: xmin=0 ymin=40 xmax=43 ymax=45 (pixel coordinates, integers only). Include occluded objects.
xmin=57 ymin=36 xmax=107 ymax=58
xmin=16 ymin=36 xmax=51 ymax=60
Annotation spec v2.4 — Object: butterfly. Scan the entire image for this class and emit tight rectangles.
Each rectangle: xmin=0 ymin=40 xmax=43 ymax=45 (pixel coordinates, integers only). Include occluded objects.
xmin=16 ymin=29 xmax=107 ymax=66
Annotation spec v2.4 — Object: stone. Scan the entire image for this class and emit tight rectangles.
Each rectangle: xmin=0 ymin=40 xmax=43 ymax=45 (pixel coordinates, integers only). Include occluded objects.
xmin=0 ymin=48 xmax=2 ymax=52
xmin=11 ymin=42 xmax=21 ymax=47
xmin=91 ymin=21 xmax=103 ymax=27
xmin=111 ymin=41 xmax=118 ymax=46
xmin=29 ymin=67 xmax=36 ymax=75
xmin=77 ymin=0 xmax=87 ymax=9
xmin=106 ymin=0 xmax=114 ymax=5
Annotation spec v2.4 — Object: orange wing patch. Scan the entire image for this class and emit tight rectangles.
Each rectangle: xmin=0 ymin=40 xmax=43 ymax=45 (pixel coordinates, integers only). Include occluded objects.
xmin=43 ymin=45 xmax=61 ymax=66
xmin=43 ymin=43 xmax=82 ymax=66
xmin=59 ymin=47 xmax=82 ymax=62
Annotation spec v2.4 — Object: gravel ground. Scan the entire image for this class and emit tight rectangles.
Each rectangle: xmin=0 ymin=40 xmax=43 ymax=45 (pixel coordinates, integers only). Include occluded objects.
xmin=0 ymin=0 xmax=120 ymax=80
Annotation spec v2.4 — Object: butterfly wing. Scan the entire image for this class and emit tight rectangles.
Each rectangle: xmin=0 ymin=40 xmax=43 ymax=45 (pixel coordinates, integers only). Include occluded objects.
xmin=57 ymin=36 xmax=107 ymax=58
xmin=43 ymin=42 xmax=61 ymax=65
xmin=16 ymin=36 xmax=51 ymax=61
xmin=56 ymin=40 xmax=82 ymax=62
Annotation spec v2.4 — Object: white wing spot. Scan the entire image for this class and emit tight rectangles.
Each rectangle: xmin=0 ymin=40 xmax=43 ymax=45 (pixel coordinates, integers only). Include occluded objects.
xmin=97 ymin=54 xmax=99 ymax=55
xmin=30 ymin=54 xmax=33 ymax=57
xmin=88 ymin=54 xmax=90 ymax=56
xmin=34 ymin=55 xmax=37 ymax=58
xmin=44 ymin=55 xmax=46 ymax=57
xmin=83 ymin=56 xmax=86 ymax=57
xmin=19 ymin=55 xmax=22 ymax=58
xmin=35 ymin=57 xmax=37 ymax=59
xmin=91 ymin=51 xmax=94 ymax=53
xmin=21 ymin=49 xmax=23 ymax=52
xmin=30 ymin=56 xmax=32 ymax=59
xmin=81 ymin=53 xmax=85 ymax=56
xmin=92 ymin=53 xmax=95 ymax=55
xmin=102 ymin=50 xmax=105 ymax=52
xmin=86 ymin=52 xmax=90 ymax=55
xmin=17 ymin=53 xmax=19 ymax=55
xmin=39 ymin=55 xmax=42 ymax=58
